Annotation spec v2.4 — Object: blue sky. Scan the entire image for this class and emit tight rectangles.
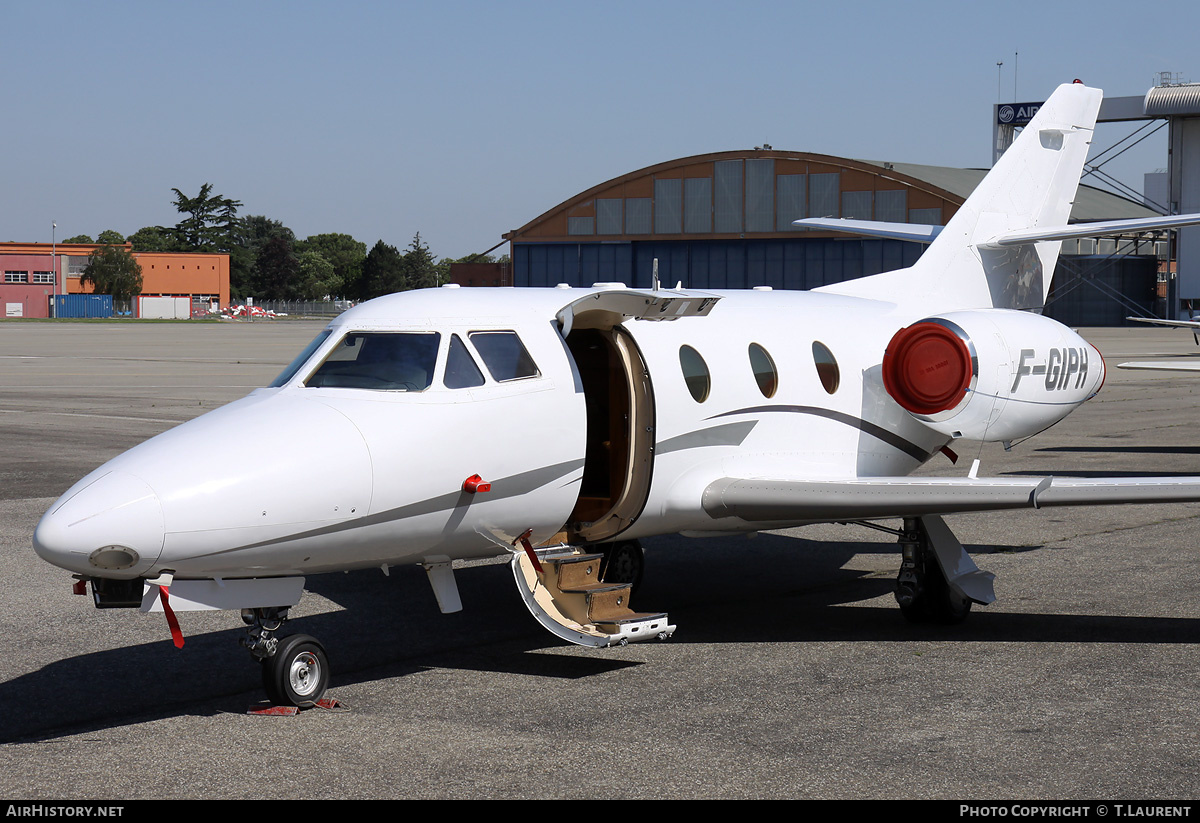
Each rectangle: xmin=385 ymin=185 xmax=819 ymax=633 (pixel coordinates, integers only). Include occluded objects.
xmin=3 ymin=0 xmax=1197 ymax=259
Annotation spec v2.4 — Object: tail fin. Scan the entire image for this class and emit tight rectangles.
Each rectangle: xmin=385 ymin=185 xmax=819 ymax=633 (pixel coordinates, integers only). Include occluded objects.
xmin=815 ymin=82 xmax=1102 ymax=313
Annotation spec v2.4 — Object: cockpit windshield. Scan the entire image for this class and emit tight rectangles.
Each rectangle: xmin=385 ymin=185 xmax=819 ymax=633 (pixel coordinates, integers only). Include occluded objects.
xmin=305 ymin=332 xmax=441 ymax=391
xmin=269 ymin=329 xmax=332 ymax=388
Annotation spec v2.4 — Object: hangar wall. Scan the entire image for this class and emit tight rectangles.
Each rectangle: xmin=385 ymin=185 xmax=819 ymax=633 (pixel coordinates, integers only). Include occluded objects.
xmin=502 ymin=149 xmax=1165 ymax=324
xmin=505 ymin=150 xmax=957 ymax=290
xmin=515 ymin=237 xmax=925 ymax=290
xmin=509 ymin=152 xmax=955 ymax=240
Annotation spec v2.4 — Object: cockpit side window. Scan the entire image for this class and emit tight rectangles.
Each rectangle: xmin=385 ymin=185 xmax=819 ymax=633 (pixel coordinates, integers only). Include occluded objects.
xmin=468 ymin=331 xmax=540 ymax=382
xmin=269 ymin=329 xmax=332 ymax=387
xmin=444 ymin=334 xmax=486 ymax=389
xmin=305 ymin=332 xmax=441 ymax=391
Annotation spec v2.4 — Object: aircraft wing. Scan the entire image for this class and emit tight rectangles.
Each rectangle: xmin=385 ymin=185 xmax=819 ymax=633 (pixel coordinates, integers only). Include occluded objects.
xmin=701 ymin=475 xmax=1200 ymax=523
xmin=792 ymin=213 xmax=1200 ymax=249
xmin=979 ymin=213 xmax=1200 ymax=248
xmin=1118 ymin=360 xmax=1200 ymax=373
xmin=1126 ymin=316 xmax=1200 ymax=330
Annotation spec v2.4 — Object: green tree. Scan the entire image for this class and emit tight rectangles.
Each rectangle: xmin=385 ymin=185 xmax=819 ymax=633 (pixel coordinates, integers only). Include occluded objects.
xmin=235 ymin=216 xmax=294 ymax=298
xmin=96 ymin=229 xmax=126 ymax=245
xmin=254 ymin=234 xmax=300 ymax=300
xmin=447 ymin=252 xmax=498 ymax=264
xmin=62 ymin=234 xmax=93 ymax=244
xmin=402 ymin=232 xmax=440 ymax=290
xmin=128 ymin=226 xmax=176 ymax=252
xmin=295 ymin=233 xmax=366 ymax=298
xmin=360 ymin=240 xmax=405 ymax=299
xmin=296 ymin=249 xmax=340 ymax=299
xmin=168 ymin=183 xmax=242 ymax=251
xmin=433 ymin=257 xmax=452 ymax=287
xmin=80 ymin=245 xmax=143 ymax=303
xmin=238 ymin=215 xmax=294 ymax=252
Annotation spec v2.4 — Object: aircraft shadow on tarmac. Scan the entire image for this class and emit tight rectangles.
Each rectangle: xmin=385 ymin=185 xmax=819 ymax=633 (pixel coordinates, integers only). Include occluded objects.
xmin=4 ymin=532 xmax=1199 ymax=744
xmin=1004 ymin=470 xmax=1200 ymax=477
xmin=1036 ymin=445 xmax=1200 ymax=456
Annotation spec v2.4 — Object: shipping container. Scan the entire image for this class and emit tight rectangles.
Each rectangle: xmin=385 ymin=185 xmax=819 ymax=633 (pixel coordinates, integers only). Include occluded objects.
xmin=52 ymin=294 xmax=113 ymax=319
xmin=137 ymin=296 xmax=190 ymax=319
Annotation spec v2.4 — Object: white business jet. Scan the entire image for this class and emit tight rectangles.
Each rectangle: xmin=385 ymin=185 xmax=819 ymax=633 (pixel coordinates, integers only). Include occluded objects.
xmin=33 ymin=82 xmax=1200 ymax=707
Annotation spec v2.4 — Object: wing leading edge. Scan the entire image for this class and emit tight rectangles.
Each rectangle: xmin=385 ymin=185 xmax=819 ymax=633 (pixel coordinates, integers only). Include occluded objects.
xmin=792 ymin=213 xmax=1200 ymax=250
xmin=1118 ymin=361 xmax=1200 ymax=373
xmin=1125 ymin=316 xmax=1200 ymax=330
xmin=702 ymin=475 xmax=1200 ymax=523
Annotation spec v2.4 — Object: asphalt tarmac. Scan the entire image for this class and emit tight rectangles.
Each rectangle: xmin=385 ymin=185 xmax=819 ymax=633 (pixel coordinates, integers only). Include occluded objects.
xmin=1 ymin=319 xmax=1199 ymax=799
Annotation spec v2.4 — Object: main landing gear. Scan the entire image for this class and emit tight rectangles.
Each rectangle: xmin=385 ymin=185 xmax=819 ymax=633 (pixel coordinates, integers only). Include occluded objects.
xmin=851 ymin=515 xmax=996 ymax=625
xmin=893 ymin=515 xmax=996 ymax=624
xmin=895 ymin=518 xmax=971 ymax=624
xmin=241 ymin=607 xmax=330 ymax=707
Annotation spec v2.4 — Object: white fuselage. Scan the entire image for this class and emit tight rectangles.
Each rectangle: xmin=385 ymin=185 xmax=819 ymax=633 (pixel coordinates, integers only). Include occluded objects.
xmin=32 ymin=285 xmax=1092 ymax=584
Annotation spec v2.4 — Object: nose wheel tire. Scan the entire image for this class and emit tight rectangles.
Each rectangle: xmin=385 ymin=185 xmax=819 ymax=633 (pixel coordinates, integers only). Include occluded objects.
xmin=262 ymin=634 xmax=330 ymax=707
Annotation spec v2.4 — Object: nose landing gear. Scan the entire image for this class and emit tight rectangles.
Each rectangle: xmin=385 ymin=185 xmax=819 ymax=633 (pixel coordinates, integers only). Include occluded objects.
xmin=263 ymin=634 xmax=330 ymax=707
xmin=241 ymin=607 xmax=331 ymax=707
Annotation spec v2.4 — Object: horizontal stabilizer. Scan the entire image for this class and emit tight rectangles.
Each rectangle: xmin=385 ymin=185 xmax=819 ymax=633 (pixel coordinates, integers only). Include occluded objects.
xmin=702 ymin=475 xmax=1200 ymax=523
xmin=791 ymin=217 xmax=943 ymax=244
xmin=815 ymin=82 xmax=1103 ymax=312
xmin=979 ymin=213 xmax=1200 ymax=249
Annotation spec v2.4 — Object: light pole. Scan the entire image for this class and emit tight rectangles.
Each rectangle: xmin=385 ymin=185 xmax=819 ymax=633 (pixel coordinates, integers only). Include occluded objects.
xmin=51 ymin=222 xmax=57 ymax=319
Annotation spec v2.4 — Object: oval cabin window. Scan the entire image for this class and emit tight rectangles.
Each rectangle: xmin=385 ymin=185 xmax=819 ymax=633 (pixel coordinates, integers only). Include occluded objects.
xmin=748 ymin=343 xmax=778 ymax=398
xmin=812 ymin=341 xmax=840 ymax=394
xmin=679 ymin=345 xmax=710 ymax=403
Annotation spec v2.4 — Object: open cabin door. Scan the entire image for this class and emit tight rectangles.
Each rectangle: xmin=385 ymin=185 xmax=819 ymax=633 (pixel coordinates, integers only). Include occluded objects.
xmin=557 ymin=288 xmax=719 ymax=544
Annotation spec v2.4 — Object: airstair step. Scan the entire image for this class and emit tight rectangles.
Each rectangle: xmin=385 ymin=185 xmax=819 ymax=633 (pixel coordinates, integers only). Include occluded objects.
xmin=595 ymin=611 xmax=668 ymax=627
xmin=594 ymin=612 xmax=674 ymax=642
xmin=586 ymin=585 xmax=636 ymax=621
xmin=512 ymin=547 xmax=676 ymax=647
xmin=544 ymin=553 xmax=605 ymax=589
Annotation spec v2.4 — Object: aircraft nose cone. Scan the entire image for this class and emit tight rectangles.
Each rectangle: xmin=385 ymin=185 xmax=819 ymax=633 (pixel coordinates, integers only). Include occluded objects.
xmin=34 ymin=471 xmax=165 ymax=578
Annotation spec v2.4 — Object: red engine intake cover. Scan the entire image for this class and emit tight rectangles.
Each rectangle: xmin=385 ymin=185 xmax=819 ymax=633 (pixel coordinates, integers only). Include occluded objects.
xmin=882 ymin=322 xmax=973 ymax=416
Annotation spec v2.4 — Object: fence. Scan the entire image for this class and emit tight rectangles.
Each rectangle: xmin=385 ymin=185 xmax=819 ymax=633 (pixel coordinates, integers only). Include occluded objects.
xmin=231 ymin=299 xmax=353 ymax=318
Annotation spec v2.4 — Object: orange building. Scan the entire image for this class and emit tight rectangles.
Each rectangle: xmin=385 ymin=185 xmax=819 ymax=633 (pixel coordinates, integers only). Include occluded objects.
xmin=0 ymin=243 xmax=229 ymax=318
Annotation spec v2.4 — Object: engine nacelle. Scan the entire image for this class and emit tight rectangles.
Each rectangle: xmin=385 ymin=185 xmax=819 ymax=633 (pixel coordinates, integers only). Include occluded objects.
xmin=882 ymin=310 xmax=1105 ymax=442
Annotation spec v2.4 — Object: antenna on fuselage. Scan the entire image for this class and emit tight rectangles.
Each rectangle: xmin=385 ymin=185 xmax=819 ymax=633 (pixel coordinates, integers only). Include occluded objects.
xmin=652 ymin=257 xmax=660 ymax=291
